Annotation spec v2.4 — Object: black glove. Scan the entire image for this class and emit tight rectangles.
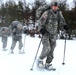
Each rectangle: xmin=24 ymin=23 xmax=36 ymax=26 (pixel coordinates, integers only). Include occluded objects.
xmin=63 ymin=24 xmax=69 ymax=30
xmin=13 ymin=32 xmax=16 ymax=35
xmin=23 ymin=29 xmax=28 ymax=34
xmin=40 ymin=28 xmax=46 ymax=35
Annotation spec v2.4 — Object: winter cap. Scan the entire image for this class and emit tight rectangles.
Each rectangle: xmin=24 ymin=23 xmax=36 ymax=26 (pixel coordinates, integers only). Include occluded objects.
xmin=51 ymin=0 xmax=59 ymax=6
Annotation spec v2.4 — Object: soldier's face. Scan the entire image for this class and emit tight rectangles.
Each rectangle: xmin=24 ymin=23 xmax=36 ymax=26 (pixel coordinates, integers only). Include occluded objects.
xmin=18 ymin=26 xmax=22 ymax=30
xmin=17 ymin=24 xmax=22 ymax=30
xmin=52 ymin=6 xmax=58 ymax=11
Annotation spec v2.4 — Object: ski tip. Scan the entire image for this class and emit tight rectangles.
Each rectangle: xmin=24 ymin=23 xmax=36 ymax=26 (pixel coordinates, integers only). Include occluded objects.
xmin=48 ymin=68 xmax=56 ymax=71
xmin=53 ymin=69 xmax=56 ymax=71
xmin=30 ymin=68 xmax=33 ymax=71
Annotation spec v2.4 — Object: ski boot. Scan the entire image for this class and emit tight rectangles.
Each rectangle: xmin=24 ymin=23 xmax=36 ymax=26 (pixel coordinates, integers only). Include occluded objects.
xmin=37 ymin=59 xmax=44 ymax=68
xmin=19 ymin=50 xmax=25 ymax=54
xmin=45 ymin=63 xmax=56 ymax=71
xmin=3 ymin=48 xmax=7 ymax=51
xmin=11 ymin=50 xmax=14 ymax=54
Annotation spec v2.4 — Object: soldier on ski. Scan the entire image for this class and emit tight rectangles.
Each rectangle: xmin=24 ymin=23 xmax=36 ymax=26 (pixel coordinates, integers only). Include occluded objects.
xmin=9 ymin=20 xmax=24 ymax=54
xmin=1 ymin=27 xmax=9 ymax=51
xmin=37 ymin=0 xmax=68 ymax=70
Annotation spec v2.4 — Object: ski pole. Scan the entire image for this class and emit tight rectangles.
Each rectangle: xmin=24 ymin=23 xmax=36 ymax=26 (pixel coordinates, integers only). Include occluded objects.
xmin=62 ymin=33 xmax=67 ymax=65
xmin=22 ymin=34 xmax=26 ymax=53
xmin=30 ymin=38 xmax=42 ymax=70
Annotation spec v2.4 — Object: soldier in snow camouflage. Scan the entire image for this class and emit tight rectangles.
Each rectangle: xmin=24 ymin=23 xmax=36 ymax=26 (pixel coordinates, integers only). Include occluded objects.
xmin=10 ymin=20 xmax=23 ymax=54
xmin=1 ymin=27 xmax=9 ymax=51
xmin=37 ymin=2 xmax=68 ymax=70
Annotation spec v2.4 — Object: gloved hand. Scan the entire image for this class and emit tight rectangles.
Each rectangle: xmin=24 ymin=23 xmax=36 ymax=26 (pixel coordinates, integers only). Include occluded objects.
xmin=13 ymin=32 xmax=16 ymax=35
xmin=40 ymin=28 xmax=46 ymax=35
xmin=12 ymin=28 xmax=16 ymax=35
xmin=23 ymin=29 xmax=28 ymax=34
xmin=63 ymin=24 xmax=69 ymax=30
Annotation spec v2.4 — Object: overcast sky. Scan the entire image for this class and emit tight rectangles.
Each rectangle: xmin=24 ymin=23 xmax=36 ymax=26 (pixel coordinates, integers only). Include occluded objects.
xmin=2 ymin=0 xmax=73 ymax=3
xmin=1 ymin=0 xmax=74 ymax=8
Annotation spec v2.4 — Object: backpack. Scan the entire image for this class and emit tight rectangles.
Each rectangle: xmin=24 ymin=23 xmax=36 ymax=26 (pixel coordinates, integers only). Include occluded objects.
xmin=36 ymin=4 xmax=51 ymax=20
xmin=11 ymin=21 xmax=20 ymax=30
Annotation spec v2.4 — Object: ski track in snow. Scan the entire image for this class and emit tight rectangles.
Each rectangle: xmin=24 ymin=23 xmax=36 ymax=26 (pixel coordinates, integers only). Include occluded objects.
xmin=0 ymin=34 xmax=76 ymax=75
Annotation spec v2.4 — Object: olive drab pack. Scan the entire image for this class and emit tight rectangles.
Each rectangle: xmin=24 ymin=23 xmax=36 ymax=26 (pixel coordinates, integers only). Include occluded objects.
xmin=36 ymin=4 xmax=51 ymax=20
xmin=11 ymin=21 xmax=20 ymax=30
xmin=36 ymin=0 xmax=59 ymax=20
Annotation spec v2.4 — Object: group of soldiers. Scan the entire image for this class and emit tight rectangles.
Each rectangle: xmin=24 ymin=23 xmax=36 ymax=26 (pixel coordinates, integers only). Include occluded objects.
xmin=0 ymin=20 xmax=27 ymax=54
xmin=0 ymin=0 xmax=69 ymax=71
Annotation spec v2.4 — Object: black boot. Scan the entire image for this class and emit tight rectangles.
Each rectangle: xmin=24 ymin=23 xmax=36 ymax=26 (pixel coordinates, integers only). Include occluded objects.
xmin=45 ymin=63 xmax=56 ymax=71
xmin=37 ymin=59 xmax=44 ymax=68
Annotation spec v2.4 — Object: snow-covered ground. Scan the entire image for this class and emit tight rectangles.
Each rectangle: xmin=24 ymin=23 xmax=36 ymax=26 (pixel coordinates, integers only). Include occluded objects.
xmin=0 ymin=34 xmax=76 ymax=75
